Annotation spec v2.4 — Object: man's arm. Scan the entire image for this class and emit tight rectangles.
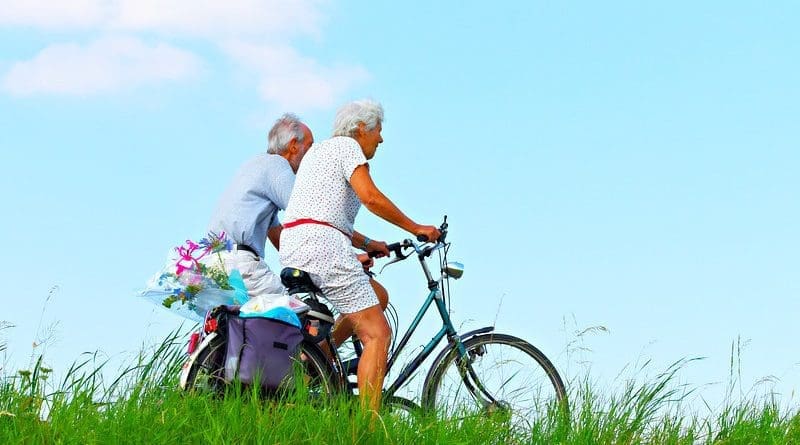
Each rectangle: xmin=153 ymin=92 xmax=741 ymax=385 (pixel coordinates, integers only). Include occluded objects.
xmin=267 ymin=224 xmax=282 ymax=250
xmin=270 ymin=166 xmax=295 ymax=211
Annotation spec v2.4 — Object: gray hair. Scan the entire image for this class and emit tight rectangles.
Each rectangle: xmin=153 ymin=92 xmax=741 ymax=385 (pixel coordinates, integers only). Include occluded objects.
xmin=267 ymin=113 xmax=306 ymax=154
xmin=332 ymin=99 xmax=384 ymax=137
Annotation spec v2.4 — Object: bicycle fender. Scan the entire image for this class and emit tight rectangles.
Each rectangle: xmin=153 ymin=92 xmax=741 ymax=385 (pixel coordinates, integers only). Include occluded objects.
xmin=420 ymin=326 xmax=494 ymax=404
xmin=179 ymin=332 xmax=219 ymax=390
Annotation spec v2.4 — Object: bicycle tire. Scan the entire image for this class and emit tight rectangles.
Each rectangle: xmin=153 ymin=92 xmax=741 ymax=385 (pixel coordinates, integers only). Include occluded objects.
xmin=422 ymin=333 xmax=567 ymax=431
xmin=182 ymin=333 xmax=226 ymax=396
xmin=383 ymin=395 xmax=421 ymax=417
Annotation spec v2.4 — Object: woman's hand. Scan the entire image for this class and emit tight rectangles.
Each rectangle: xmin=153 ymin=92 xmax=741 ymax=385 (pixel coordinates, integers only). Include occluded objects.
xmin=357 ymin=253 xmax=374 ymax=270
xmin=414 ymin=225 xmax=441 ymax=243
xmin=365 ymin=239 xmax=389 ymax=258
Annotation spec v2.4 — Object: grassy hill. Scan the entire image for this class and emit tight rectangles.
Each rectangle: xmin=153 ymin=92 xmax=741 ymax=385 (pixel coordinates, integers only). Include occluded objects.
xmin=2 ymin=331 xmax=799 ymax=444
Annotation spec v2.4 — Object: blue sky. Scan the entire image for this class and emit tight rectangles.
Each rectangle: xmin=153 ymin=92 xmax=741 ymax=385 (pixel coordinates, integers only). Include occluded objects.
xmin=1 ymin=1 xmax=798 ymax=409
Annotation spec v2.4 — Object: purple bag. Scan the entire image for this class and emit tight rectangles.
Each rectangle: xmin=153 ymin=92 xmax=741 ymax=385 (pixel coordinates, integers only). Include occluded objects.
xmin=222 ymin=307 xmax=303 ymax=390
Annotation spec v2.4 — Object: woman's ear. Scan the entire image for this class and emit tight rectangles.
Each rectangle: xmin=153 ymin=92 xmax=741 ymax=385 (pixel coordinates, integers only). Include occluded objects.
xmin=355 ymin=121 xmax=367 ymax=136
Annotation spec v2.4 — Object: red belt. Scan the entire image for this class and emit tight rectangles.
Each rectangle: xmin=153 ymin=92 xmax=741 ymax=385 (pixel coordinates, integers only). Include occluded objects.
xmin=283 ymin=218 xmax=352 ymax=238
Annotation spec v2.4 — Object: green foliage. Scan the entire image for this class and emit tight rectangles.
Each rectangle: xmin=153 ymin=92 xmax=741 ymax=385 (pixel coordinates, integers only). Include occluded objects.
xmin=1 ymin=334 xmax=799 ymax=444
xmin=202 ymin=261 xmax=233 ymax=290
xmin=0 ymin=321 xmax=10 ymax=355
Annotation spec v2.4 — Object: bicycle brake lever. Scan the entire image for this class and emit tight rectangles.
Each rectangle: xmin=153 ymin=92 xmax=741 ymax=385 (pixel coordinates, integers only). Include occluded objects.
xmin=377 ymin=251 xmax=410 ymax=275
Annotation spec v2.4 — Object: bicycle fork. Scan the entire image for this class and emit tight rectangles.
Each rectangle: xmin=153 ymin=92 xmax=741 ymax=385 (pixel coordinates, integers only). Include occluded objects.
xmin=452 ymin=339 xmax=510 ymax=413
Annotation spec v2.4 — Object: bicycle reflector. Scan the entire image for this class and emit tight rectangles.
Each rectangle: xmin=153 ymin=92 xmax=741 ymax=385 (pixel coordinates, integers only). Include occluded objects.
xmin=444 ymin=261 xmax=464 ymax=279
xmin=187 ymin=332 xmax=200 ymax=355
xmin=204 ymin=315 xmax=219 ymax=334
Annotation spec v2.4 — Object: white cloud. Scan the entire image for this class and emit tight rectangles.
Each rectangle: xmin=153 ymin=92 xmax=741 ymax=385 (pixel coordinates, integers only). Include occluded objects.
xmin=112 ymin=0 xmax=325 ymax=39
xmin=2 ymin=37 xmax=202 ymax=95
xmin=0 ymin=0 xmax=108 ymax=29
xmin=0 ymin=0 xmax=325 ymax=38
xmin=0 ymin=0 xmax=368 ymax=108
xmin=223 ymin=41 xmax=369 ymax=111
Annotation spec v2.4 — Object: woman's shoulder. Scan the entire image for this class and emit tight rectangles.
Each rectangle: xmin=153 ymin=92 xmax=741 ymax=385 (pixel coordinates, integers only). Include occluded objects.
xmin=323 ymin=136 xmax=359 ymax=150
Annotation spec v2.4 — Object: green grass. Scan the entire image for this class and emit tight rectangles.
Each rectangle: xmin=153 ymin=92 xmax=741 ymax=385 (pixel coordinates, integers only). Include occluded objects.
xmin=1 ymin=331 xmax=799 ymax=444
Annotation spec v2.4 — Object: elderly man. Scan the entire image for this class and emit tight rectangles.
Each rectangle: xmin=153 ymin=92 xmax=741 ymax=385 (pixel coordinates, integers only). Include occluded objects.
xmin=279 ymin=99 xmax=440 ymax=411
xmin=208 ymin=113 xmax=314 ymax=298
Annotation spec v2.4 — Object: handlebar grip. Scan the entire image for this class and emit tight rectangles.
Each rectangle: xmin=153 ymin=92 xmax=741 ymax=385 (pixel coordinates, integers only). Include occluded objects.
xmin=368 ymin=242 xmax=404 ymax=258
xmin=416 ymin=235 xmax=429 ymax=242
xmin=386 ymin=242 xmax=404 ymax=256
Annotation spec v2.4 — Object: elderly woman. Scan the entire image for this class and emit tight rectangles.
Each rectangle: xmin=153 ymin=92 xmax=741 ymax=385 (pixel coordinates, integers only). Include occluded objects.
xmin=279 ymin=99 xmax=440 ymax=411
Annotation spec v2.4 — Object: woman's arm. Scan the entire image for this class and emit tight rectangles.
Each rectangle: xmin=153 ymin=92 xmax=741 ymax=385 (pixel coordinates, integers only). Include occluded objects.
xmin=350 ymin=164 xmax=440 ymax=241
xmin=351 ymin=230 xmax=389 ymax=257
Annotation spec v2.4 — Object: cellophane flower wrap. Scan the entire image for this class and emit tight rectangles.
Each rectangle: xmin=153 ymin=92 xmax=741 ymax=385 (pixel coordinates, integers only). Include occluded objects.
xmin=139 ymin=232 xmax=248 ymax=322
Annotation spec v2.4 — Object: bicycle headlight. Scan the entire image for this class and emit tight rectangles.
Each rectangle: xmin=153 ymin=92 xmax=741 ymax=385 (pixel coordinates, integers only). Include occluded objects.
xmin=444 ymin=261 xmax=464 ymax=279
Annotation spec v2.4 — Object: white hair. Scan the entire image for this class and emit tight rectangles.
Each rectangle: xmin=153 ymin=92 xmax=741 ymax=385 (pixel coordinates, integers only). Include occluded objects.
xmin=332 ymin=99 xmax=384 ymax=137
xmin=267 ymin=113 xmax=306 ymax=154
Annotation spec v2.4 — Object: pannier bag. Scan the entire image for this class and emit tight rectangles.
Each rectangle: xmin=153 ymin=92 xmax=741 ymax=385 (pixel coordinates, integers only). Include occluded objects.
xmin=223 ymin=311 xmax=303 ymax=389
xmin=183 ymin=305 xmax=303 ymax=392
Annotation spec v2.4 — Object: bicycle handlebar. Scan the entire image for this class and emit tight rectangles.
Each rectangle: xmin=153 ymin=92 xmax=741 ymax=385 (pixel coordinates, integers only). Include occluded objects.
xmin=416 ymin=216 xmax=448 ymax=244
xmin=373 ymin=216 xmax=450 ymax=269
xmin=367 ymin=241 xmax=404 ymax=258
xmin=386 ymin=242 xmax=404 ymax=256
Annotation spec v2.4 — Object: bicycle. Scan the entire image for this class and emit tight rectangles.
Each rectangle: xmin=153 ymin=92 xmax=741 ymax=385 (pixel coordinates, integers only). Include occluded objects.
xmin=181 ymin=216 xmax=567 ymax=430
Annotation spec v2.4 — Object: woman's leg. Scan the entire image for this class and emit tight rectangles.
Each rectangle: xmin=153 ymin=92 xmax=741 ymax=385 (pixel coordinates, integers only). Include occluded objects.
xmin=331 ymin=278 xmax=388 ymax=347
xmin=343 ymin=304 xmax=391 ymax=412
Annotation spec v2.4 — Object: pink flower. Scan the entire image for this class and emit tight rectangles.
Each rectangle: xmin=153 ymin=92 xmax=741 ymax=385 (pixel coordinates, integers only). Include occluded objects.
xmin=175 ymin=239 xmax=207 ymax=276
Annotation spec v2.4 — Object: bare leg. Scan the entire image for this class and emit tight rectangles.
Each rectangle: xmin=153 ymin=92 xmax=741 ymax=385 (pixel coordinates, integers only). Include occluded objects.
xmin=331 ymin=278 xmax=388 ymax=347
xmin=344 ymin=304 xmax=391 ymax=412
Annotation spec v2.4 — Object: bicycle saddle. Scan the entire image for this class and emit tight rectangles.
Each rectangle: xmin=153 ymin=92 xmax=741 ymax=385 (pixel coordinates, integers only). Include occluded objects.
xmin=280 ymin=267 xmax=322 ymax=294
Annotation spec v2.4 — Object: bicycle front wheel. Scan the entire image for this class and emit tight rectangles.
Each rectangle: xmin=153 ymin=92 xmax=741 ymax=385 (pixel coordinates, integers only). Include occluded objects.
xmin=423 ymin=333 xmax=566 ymax=430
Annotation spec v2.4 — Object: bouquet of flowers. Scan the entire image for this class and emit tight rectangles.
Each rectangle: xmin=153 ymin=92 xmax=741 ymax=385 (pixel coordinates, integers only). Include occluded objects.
xmin=139 ymin=232 xmax=249 ymax=322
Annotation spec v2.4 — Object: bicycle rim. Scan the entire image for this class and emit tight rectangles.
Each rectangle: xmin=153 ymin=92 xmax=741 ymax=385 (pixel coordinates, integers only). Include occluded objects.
xmin=286 ymin=341 xmax=339 ymax=400
xmin=383 ymin=395 xmax=422 ymax=422
xmin=424 ymin=333 xmax=566 ymax=432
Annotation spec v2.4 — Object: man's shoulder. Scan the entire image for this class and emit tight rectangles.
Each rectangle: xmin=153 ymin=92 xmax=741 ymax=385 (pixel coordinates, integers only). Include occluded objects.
xmin=241 ymin=152 xmax=291 ymax=172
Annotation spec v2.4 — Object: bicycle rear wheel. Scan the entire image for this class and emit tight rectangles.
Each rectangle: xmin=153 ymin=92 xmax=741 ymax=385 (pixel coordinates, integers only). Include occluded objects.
xmin=181 ymin=337 xmax=338 ymax=399
xmin=181 ymin=333 xmax=226 ymax=396
xmin=423 ymin=333 xmax=566 ymax=431
xmin=286 ymin=341 xmax=340 ymax=399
